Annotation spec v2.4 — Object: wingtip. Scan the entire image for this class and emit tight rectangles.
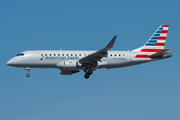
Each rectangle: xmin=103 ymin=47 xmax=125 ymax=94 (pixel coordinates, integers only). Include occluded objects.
xmin=106 ymin=35 xmax=117 ymax=48
xmin=114 ymin=35 xmax=117 ymax=39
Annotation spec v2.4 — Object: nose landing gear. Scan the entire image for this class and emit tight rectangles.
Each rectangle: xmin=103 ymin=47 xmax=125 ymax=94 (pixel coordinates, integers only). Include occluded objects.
xmin=26 ymin=73 xmax=30 ymax=77
xmin=25 ymin=68 xmax=30 ymax=77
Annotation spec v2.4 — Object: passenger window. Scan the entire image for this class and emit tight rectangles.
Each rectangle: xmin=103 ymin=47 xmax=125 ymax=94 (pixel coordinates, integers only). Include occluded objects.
xmin=54 ymin=54 xmax=56 ymax=56
xmin=67 ymin=54 xmax=68 ymax=56
xmin=110 ymin=54 xmax=112 ymax=56
xmin=50 ymin=54 xmax=51 ymax=56
xmin=75 ymin=54 xmax=77 ymax=56
xmin=119 ymin=54 xmax=121 ymax=56
xmin=62 ymin=54 xmax=64 ymax=56
xmin=71 ymin=54 xmax=73 ymax=56
xmin=58 ymin=54 xmax=60 ymax=56
xmin=41 ymin=54 xmax=43 ymax=56
xmin=84 ymin=54 xmax=86 ymax=56
xmin=45 ymin=54 xmax=47 ymax=56
xmin=115 ymin=54 xmax=116 ymax=56
xmin=79 ymin=54 xmax=81 ymax=56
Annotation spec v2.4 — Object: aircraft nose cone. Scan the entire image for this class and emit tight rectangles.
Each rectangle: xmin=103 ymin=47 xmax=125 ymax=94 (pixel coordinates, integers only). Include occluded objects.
xmin=7 ymin=59 xmax=13 ymax=66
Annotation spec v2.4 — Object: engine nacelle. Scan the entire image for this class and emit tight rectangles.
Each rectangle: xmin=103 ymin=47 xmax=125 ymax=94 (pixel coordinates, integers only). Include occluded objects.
xmin=60 ymin=69 xmax=79 ymax=75
xmin=64 ymin=61 xmax=77 ymax=68
xmin=55 ymin=60 xmax=82 ymax=69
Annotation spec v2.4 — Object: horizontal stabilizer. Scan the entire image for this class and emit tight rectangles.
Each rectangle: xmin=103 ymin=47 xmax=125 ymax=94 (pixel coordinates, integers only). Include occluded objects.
xmin=149 ymin=48 xmax=172 ymax=58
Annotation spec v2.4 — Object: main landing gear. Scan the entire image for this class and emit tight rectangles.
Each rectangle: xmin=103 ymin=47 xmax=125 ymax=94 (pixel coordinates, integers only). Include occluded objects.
xmin=84 ymin=69 xmax=93 ymax=79
xmin=25 ymin=68 xmax=30 ymax=77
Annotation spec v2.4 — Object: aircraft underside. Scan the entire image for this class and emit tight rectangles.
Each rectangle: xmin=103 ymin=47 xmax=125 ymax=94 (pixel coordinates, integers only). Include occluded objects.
xmin=12 ymin=58 xmax=163 ymax=79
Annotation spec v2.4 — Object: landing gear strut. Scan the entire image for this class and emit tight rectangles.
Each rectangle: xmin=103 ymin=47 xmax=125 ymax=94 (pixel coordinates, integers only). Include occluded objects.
xmin=25 ymin=68 xmax=30 ymax=77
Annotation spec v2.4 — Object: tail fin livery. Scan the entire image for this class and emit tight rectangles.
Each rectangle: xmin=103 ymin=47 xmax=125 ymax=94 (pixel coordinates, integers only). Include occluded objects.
xmin=142 ymin=24 xmax=169 ymax=51
xmin=133 ymin=25 xmax=169 ymax=58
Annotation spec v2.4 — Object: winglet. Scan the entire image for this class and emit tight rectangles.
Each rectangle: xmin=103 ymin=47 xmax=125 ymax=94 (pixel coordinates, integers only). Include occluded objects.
xmin=106 ymin=35 xmax=117 ymax=49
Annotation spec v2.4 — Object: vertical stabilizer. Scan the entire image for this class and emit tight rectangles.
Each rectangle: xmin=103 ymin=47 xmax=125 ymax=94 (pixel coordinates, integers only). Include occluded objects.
xmin=133 ymin=25 xmax=169 ymax=58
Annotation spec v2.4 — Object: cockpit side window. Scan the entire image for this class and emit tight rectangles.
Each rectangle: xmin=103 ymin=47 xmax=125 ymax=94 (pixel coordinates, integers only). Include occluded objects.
xmin=16 ymin=53 xmax=24 ymax=56
xmin=20 ymin=53 xmax=24 ymax=56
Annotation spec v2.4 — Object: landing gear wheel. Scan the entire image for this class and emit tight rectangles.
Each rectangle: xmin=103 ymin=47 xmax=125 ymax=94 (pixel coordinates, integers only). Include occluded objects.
xmin=88 ymin=70 xmax=93 ymax=75
xmin=84 ymin=73 xmax=90 ymax=79
xmin=25 ymin=68 xmax=30 ymax=77
xmin=26 ymin=73 xmax=30 ymax=77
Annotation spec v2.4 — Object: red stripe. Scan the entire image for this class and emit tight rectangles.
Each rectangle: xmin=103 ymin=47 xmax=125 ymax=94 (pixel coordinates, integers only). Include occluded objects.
xmin=158 ymin=36 xmax=166 ymax=40
xmin=161 ymin=30 xmax=168 ymax=33
xmin=140 ymin=49 xmax=163 ymax=52
xmin=135 ymin=55 xmax=150 ymax=58
xmin=155 ymin=43 xmax=165 ymax=46
xmin=164 ymin=25 xmax=169 ymax=27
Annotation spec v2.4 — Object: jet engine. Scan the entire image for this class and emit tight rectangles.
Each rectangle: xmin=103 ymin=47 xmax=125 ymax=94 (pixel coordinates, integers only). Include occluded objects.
xmin=56 ymin=61 xmax=82 ymax=69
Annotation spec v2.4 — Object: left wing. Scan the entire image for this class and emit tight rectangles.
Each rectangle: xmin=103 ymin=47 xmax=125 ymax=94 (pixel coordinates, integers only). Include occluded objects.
xmin=79 ymin=35 xmax=117 ymax=64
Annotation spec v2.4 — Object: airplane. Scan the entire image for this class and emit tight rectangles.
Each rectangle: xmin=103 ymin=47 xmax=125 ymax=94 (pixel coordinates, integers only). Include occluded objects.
xmin=7 ymin=25 xmax=172 ymax=79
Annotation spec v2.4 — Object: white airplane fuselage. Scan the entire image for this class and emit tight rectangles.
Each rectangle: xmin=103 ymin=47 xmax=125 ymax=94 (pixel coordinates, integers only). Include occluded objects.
xmin=7 ymin=50 xmax=147 ymax=69
xmin=7 ymin=25 xmax=172 ymax=78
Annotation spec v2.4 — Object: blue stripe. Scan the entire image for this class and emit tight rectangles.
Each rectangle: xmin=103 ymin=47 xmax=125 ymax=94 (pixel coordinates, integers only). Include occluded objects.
xmin=156 ymin=31 xmax=161 ymax=33
xmin=151 ymin=37 xmax=159 ymax=39
xmin=148 ymin=40 xmax=157 ymax=42
xmin=146 ymin=42 xmax=156 ymax=46
xmin=153 ymin=34 xmax=160 ymax=36
xmin=159 ymin=28 xmax=163 ymax=30
xmin=161 ymin=25 xmax=164 ymax=27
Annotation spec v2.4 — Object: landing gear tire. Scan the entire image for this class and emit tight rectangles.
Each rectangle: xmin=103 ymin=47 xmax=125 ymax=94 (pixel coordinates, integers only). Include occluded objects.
xmin=84 ymin=73 xmax=90 ymax=79
xmin=88 ymin=70 xmax=93 ymax=75
xmin=26 ymin=73 xmax=30 ymax=77
xmin=25 ymin=68 xmax=30 ymax=77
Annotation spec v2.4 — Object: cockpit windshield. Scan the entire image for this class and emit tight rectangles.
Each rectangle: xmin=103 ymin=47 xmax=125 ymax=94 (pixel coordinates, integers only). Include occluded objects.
xmin=16 ymin=53 xmax=24 ymax=56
